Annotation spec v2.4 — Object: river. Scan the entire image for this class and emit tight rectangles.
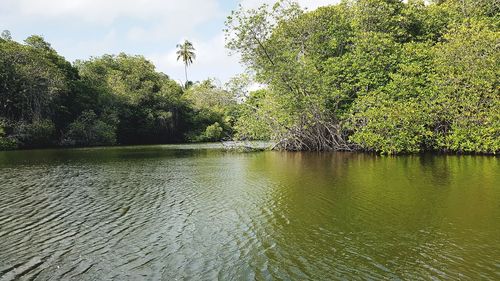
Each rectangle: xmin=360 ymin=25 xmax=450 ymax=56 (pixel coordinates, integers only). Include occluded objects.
xmin=0 ymin=144 xmax=498 ymax=280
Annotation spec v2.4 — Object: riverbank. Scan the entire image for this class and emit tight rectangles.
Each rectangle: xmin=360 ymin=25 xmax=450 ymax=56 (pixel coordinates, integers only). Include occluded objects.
xmin=1 ymin=140 xmax=498 ymax=156
xmin=0 ymin=141 xmax=273 ymax=152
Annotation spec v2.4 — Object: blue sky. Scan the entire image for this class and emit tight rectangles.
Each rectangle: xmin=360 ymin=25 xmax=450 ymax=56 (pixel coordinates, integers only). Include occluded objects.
xmin=1 ymin=0 xmax=338 ymax=84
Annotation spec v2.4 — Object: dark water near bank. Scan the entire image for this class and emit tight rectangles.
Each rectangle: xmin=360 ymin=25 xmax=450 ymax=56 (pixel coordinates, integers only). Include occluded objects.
xmin=0 ymin=145 xmax=499 ymax=280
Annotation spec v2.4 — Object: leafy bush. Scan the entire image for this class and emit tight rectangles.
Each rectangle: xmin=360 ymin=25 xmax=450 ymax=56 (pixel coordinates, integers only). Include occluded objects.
xmin=0 ymin=120 xmax=17 ymax=150
xmin=234 ymin=90 xmax=274 ymax=140
xmin=189 ymin=122 xmax=224 ymax=142
xmin=63 ymin=110 xmax=117 ymax=146
xmin=0 ymin=138 xmax=17 ymax=150
xmin=13 ymin=120 xmax=56 ymax=148
xmin=430 ymin=20 xmax=499 ymax=154
xmin=203 ymin=122 xmax=224 ymax=141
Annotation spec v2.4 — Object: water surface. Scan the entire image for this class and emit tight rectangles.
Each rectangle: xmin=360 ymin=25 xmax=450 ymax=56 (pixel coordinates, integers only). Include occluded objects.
xmin=0 ymin=145 xmax=499 ymax=280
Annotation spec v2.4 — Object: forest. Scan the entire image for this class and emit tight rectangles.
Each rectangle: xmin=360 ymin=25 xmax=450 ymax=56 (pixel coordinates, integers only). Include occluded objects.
xmin=1 ymin=0 xmax=498 ymax=154
xmin=0 ymin=36 xmax=237 ymax=150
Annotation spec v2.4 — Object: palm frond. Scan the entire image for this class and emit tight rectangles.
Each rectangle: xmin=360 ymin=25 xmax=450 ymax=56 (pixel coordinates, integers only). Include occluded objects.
xmin=175 ymin=40 xmax=196 ymax=66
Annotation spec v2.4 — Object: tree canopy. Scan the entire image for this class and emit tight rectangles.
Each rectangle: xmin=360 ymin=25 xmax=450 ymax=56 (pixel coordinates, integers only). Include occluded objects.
xmin=0 ymin=36 xmax=235 ymax=149
xmin=225 ymin=0 xmax=499 ymax=154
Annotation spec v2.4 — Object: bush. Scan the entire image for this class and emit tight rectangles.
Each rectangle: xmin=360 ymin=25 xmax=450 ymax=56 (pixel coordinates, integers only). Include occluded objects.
xmin=189 ymin=122 xmax=224 ymax=142
xmin=13 ymin=120 xmax=56 ymax=148
xmin=63 ymin=110 xmax=117 ymax=146
xmin=0 ymin=137 xmax=17 ymax=150
xmin=204 ymin=122 xmax=224 ymax=141
xmin=0 ymin=121 xmax=17 ymax=150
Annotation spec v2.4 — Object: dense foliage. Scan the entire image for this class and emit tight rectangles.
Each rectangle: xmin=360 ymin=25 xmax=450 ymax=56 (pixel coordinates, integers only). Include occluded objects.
xmin=226 ymin=0 xmax=499 ymax=154
xmin=0 ymin=36 xmax=236 ymax=149
xmin=1 ymin=0 xmax=497 ymax=154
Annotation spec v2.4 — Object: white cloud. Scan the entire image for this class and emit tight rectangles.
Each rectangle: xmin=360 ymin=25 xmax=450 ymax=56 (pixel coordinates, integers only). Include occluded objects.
xmin=1 ymin=0 xmax=222 ymax=43
xmin=59 ymin=30 xmax=120 ymax=60
xmin=4 ymin=0 xmax=220 ymax=26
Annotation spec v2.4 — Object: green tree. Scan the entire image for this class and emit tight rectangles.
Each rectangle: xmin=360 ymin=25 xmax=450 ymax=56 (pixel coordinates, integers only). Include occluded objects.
xmin=227 ymin=0 xmax=498 ymax=153
xmin=226 ymin=1 xmax=355 ymax=150
xmin=0 ymin=36 xmax=68 ymax=124
xmin=63 ymin=110 xmax=117 ymax=146
xmin=1 ymin=30 xmax=12 ymax=40
xmin=183 ymin=79 xmax=238 ymax=142
xmin=13 ymin=119 xmax=56 ymax=148
xmin=347 ymin=42 xmax=435 ymax=154
xmin=0 ymin=119 xmax=17 ymax=150
xmin=234 ymin=89 xmax=275 ymax=140
xmin=76 ymin=53 xmax=188 ymax=144
xmin=176 ymin=40 xmax=196 ymax=84
xmin=430 ymin=20 xmax=499 ymax=153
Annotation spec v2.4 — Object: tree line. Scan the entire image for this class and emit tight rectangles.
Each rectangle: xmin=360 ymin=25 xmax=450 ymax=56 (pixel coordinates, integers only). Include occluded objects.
xmin=226 ymin=0 xmax=499 ymax=154
xmin=0 ymin=34 xmax=237 ymax=150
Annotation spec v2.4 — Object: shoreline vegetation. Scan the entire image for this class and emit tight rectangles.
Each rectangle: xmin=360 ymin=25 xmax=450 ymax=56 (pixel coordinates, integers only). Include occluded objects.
xmin=1 ymin=0 xmax=498 ymax=155
xmin=0 ymin=142 xmax=273 ymax=155
xmin=1 ymin=142 xmax=497 ymax=156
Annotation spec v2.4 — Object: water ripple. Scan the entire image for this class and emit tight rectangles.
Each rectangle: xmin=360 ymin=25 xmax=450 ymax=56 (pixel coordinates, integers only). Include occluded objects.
xmin=0 ymin=148 xmax=499 ymax=280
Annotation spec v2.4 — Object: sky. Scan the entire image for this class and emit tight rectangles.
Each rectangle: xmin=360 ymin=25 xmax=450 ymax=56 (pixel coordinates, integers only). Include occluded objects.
xmin=1 ymin=0 xmax=339 ymax=84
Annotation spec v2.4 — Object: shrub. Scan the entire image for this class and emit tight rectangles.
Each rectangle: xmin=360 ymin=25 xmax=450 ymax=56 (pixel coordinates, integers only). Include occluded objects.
xmin=63 ymin=110 xmax=117 ymax=146
xmin=0 ymin=120 xmax=17 ymax=150
xmin=13 ymin=120 xmax=56 ymax=148
xmin=189 ymin=122 xmax=224 ymax=142
xmin=203 ymin=122 xmax=224 ymax=141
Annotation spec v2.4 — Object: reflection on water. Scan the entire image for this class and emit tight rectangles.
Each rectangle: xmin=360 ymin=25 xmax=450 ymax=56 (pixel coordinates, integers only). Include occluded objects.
xmin=0 ymin=146 xmax=499 ymax=280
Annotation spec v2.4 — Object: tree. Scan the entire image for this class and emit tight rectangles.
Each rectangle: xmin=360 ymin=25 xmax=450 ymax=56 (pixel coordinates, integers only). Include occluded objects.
xmin=184 ymin=79 xmax=236 ymax=113
xmin=0 ymin=36 xmax=68 ymax=123
xmin=63 ymin=110 xmax=117 ymax=146
xmin=225 ymin=1 xmax=355 ymax=150
xmin=1 ymin=30 xmax=12 ymax=40
xmin=76 ymin=53 xmax=188 ymax=145
xmin=183 ymin=79 xmax=238 ymax=142
xmin=430 ymin=20 xmax=499 ymax=153
xmin=176 ymin=40 xmax=196 ymax=84
xmin=346 ymin=41 xmax=435 ymax=154
xmin=226 ymin=0 xmax=498 ymax=154
xmin=24 ymin=35 xmax=53 ymax=51
xmin=234 ymin=89 xmax=275 ymax=140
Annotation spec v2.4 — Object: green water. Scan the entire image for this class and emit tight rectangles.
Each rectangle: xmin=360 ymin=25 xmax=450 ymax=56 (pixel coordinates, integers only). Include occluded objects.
xmin=0 ymin=144 xmax=499 ymax=280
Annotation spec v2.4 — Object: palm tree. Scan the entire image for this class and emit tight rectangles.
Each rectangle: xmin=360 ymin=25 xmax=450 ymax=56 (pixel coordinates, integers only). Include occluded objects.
xmin=176 ymin=40 xmax=196 ymax=84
